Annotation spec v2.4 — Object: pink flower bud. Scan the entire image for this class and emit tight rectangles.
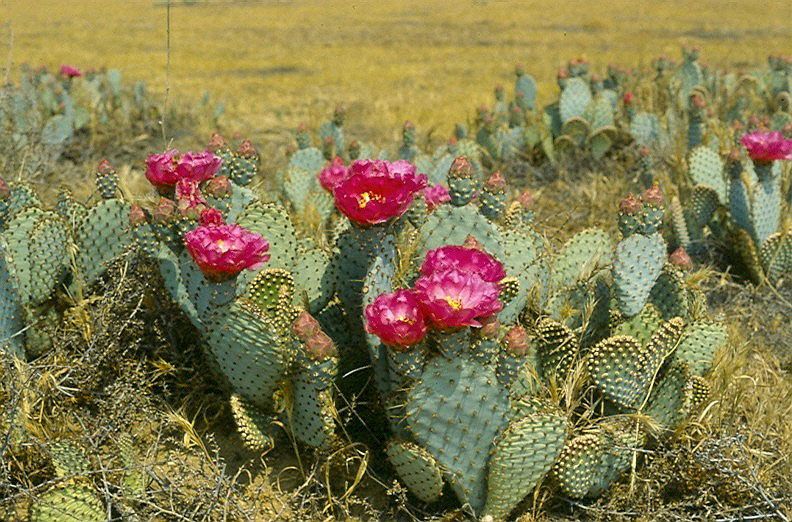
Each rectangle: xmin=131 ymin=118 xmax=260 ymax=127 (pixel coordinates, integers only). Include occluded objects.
xmin=129 ymin=204 xmax=147 ymax=226
xmin=237 ymin=139 xmax=257 ymax=158
xmin=293 ymin=311 xmax=321 ymax=342
xmin=152 ymin=198 xmax=176 ymax=223
xmin=318 ymin=157 xmax=349 ymax=191
xmin=517 ymin=190 xmax=535 ymax=209
xmin=204 ymin=175 xmax=232 ymax=198
xmin=641 ymin=185 xmax=664 ymax=207
xmin=422 ymin=184 xmax=451 ymax=211
xmin=619 ymin=194 xmax=642 ymax=215
xmin=97 ymin=159 xmax=115 ymax=175
xmin=449 ymin=156 xmax=473 ymax=178
xmin=669 ymin=247 xmax=693 ymax=270
xmin=59 ymin=64 xmax=82 ymax=78
xmin=207 ymin=133 xmax=227 ymax=152
xmin=623 ymin=91 xmax=635 ymax=105
xmin=199 ymin=208 xmax=224 ymax=227
xmin=504 ymin=325 xmax=529 ymax=356
xmin=485 ymin=171 xmax=507 ymax=193
xmin=305 ymin=331 xmax=337 ymax=360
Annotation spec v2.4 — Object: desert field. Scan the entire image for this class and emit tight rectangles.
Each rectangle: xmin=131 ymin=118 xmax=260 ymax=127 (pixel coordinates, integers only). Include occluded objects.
xmin=5 ymin=0 xmax=792 ymax=144
xmin=1 ymin=1 xmax=790 ymax=521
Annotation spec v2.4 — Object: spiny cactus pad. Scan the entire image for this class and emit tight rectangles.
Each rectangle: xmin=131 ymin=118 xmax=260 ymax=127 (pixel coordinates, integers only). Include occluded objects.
xmin=73 ymin=199 xmax=134 ymax=288
xmin=688 ymin=146 xmax=727 ymax=204
xmin=550 ymin=228 xmax=612 ymax=290
xmin=386 ymin=440 xmax=445 ymax=503
xmin=230 ymin=393 xmax=275 ymax=452
xmin=613 ymin=232 xmax=666 ymax=317
xmin=674 ymin=320 xmax=727 ymax=375
xmin=483 ymin=412 xmax=567 ymax=520
xmin=406 ymin=356 xmax=510 ymax=512
xmin=30 ymin=484 xmax=105 ymax=522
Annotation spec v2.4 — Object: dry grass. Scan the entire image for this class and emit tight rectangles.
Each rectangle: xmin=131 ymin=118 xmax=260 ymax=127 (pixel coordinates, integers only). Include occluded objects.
xmin=4 ymin=0 xmax=792 ymax=149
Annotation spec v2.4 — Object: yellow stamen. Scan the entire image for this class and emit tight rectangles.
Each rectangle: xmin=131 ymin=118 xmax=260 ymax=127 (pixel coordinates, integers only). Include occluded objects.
xmin=357 ymin=191 xmax=383 ymax=208
xmin=444 ymin=297 xmax=463 ymax=310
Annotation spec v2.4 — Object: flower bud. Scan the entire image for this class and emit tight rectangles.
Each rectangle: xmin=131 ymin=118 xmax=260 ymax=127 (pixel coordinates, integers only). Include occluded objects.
xmin=504 ymin=325 xmax=529 ymax=356
xmin=128 ymin=204 xmax=147 ymax=226
xmin=293 ymin=311 xmax=321 ymax=342
xmin=669 ymin=247 xmax=693 ymax=270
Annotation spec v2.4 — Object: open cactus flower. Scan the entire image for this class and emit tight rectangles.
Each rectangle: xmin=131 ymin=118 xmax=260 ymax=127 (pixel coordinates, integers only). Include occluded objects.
xmin=145 ymin=149 xmax=224 ymax=190
xmin=364 ymin=289 xmax=428 ymax=349
xmin=740 ymin=130 xmax=792 ymax=165
xmin=183 ymin=216 xmax=270 ymax=281
xmin=414 ymin=268 xmax=503 ymax=329
xmin=325 ymin=159 xmax=427 ymax=225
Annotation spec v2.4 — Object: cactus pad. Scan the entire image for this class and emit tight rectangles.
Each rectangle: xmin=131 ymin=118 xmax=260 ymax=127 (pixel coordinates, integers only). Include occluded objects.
xmin=550 ymin=228 xmax=611 ymax=290
xmin=613 ymin=233 xmax=666 ymax=317
xmin=30 ymin=484 xmax=105 ymax=522
xmin=688 ymin=146 xmax=727 ymax=204
xmin=73 ymin=199 xmax=134 ymax=288
xmin=483 ymin=412 xmax=567 ymax=520
xmin=230 ymin=393 xmax=275 ymax=452
xmin=386 ymin=440 xmax=445 ymax=503
xmin=760 ymin=231 xmax=791 ymax=284
xmin=674 ymin=321 xmax=727 ymax=376
xmin=406 ymin=356 xmax=510 ymax=512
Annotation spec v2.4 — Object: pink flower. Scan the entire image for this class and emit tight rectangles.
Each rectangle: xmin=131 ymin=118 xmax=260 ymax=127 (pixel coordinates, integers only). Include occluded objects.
xmin=331 ymin=160 xmax=427 ymax=226
xmin=740 ymin=131 xmax=792 ymax=164
xmin=59 ymin=65 xmax=82 ymax=78
xmin=175 ymin=179 xmax=207 ymax=217
xmin=199 ymin=208 xmax=224 ymax=227
xmin=420 ymin=245 xmax=506 ymax=283
xmin=414 ymin=269 xmax=502 ymax=329
xmin=176 ymin=151 xmax=223 ymax=183
xmin=422 ymin=184 xmax=451 ymax=211
xmin=145 ymin=150 xmax=180 ymax=189
xmin=365 ymin=290 xmax=428 ymax=349
xmin=184 ymin=224 xmax=270 ymax=281
xmin=623 ymin=91 xmax=634 ymax=105
xmin=318 ymin=156 xmax=349 ymax=191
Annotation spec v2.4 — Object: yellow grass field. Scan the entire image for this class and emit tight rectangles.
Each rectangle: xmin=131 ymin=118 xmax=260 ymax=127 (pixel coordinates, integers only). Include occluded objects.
xmin=4 ymin=0 xmax=792 ymax=146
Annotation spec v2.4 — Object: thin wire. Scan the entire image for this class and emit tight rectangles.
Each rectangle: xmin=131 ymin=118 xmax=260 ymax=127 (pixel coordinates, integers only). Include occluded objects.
xmin=160 ymin=0 xmax=171 ymax=147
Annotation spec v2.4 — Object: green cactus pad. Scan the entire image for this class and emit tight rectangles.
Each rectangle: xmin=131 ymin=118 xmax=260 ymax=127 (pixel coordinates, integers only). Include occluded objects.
xmin=418 ymin=204 xmax=505 ymax=261
xmin=588 ymin=324 xmax=679 ymax=411
xmin=613 ymin=233 xmax=666 ymax=317
xmin=760 ymin=231 xmax=791 ymax=284
xmin=613 ymin=304 xmax=662 ymax=347
xmin=0 ymin=182 xmax=41 ymax=228
xmin=238 ymin=395 xmax=281 ymax=450
xmin=498 ymin=228 xmax=543 ymax=323
xmin=559 ymin=78 xmax=593 ymax=123
xmin=291 ymin=362 xmax=337 ymax=448
xmin=669 ymin=197 xmax=692 ymax=251
xmin=73 ymin=199 xmax=134 ymax=288
xmin=630 ymin=112 xmax=662 ymax=149
xmin=690 ymin=185 xmax=721 ymax=228
xmin=729 ymin=174 xmax=754 ymax=239
xmin=49 ymin=441 xmax=91 ymax=478
xmin=649 ymin=267 xmax=690 ymax=320
xmin=550 ymin=228 xmax=612 ymax=290
xmin=406 ymin=356 xmax=510 ymax=513
xmin=561 ymin=117 xmax=590 ymax=144
xmin=30 ymin=484 xmax=105 ymax=522
xmin=674 ymin=321 xmax=727 ymax=376
xmin=292 ymin=247 xmax=334 ymax=313
xmin=235 ymin=202 xmax=298 ymax=272
xmin=0 ymin=245 xmax=24 ymax=355
xmin=645 ymin=361 xmax=692 ymax=431
xmin=553 ymin=432 xmax=609 ymax=498
xmin=732 ymin=228 xmax=764 ymax=284
xmin=535 ymin=318 xmax=579 ymax=382
xmin=751 ymin=174 xmax=781 ymax=246
xmin=483 ymin=412 xmax=567 ymax=520
xmin=2 ymin=208 xmax=69 ymax=305
xmin=688 ymin=146 xmax=727 ymax=204
xmin=386 ymin=440 xmax=445 ymax=503
xmin=203 ymin=300 xmax=293 ymax=409
xmin=589 ymin=129 xmax=614 ymax=160
xmin=245 ymin=268 xmax=295 ymax=319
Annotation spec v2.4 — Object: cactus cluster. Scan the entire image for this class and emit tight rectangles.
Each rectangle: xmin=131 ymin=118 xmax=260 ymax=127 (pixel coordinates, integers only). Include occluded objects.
xmin=0 ymin=162 xmax=134 ymax=358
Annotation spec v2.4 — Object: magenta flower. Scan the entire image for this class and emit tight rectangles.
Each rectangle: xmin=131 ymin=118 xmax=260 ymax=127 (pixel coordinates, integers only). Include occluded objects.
xmin=176 ymin=151 xmax=223 ymax=183
xmin=145 ymin=150 xmax=180 ymax=189
xmin=318 ymin=156 xmax=349 ymax=191
xmin=420 ymin=245 xmax=506 ymax=283
xmin=414 ymin=269 xmax=502 ymax=329
xmin=331 ymin=160 xmax=427 ymax=226
xmin=740 ymin=131 xmax=792 ymax=164
xmin=59 ymin=65 xmax=82 ymax=78
xmin=422 ymin=184 xmax=451 ymax=211
xmin=365 ymin=290 xmax=428 ymax=349
xmin=184 ymin=223 xmax=270 ymax=281
xmin=175 ymin=179 xmax=207 ymax=217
